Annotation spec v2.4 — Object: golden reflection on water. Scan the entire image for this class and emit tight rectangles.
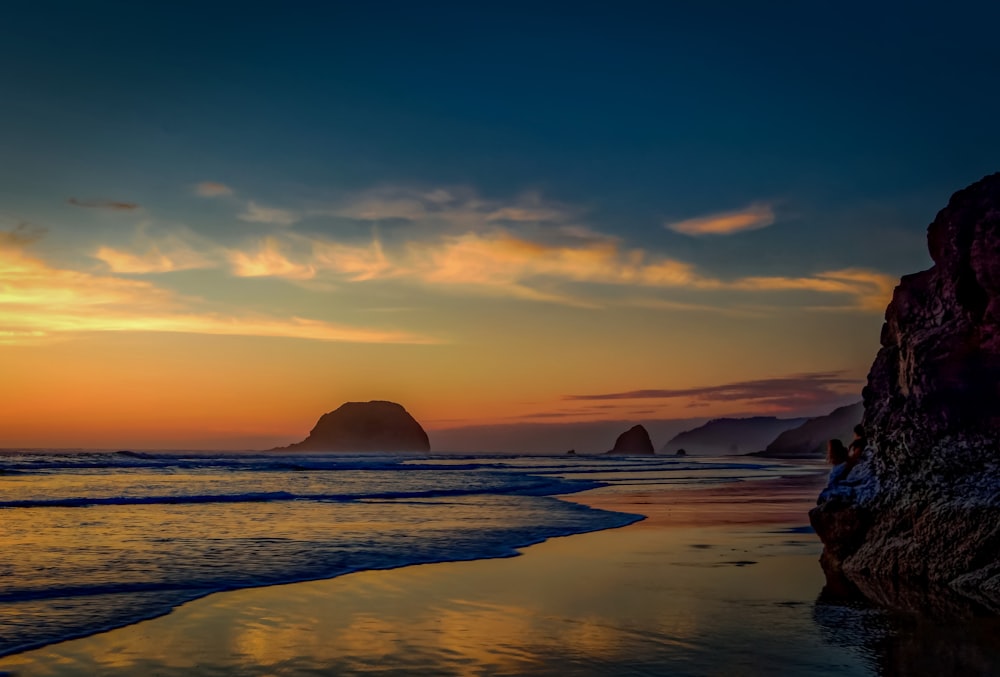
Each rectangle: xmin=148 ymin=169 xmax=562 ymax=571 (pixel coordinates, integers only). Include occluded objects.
xmin=3 ymin=475 xmax=998 ymax=676
xmin=0 ymin=518 xmax=855 ymax=677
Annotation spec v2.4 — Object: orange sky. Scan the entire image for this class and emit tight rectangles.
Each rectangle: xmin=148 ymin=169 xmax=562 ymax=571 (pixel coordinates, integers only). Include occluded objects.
xmin=1 ymin=216 xmax=885 ymax=450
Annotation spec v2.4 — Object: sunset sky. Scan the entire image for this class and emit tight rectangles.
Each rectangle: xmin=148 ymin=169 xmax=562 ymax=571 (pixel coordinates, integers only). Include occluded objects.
xmin=3 ymin=3 xmax=999 ymax=450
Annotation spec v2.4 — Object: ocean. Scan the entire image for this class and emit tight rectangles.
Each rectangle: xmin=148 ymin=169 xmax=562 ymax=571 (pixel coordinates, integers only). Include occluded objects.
xmin=3 ymin=451 xmax=999 ymax=676
xmin=0 ymin=451 xmax=792 ymax=658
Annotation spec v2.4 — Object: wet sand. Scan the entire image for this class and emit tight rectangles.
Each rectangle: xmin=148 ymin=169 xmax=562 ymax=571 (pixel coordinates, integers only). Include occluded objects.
xmin=2 ymin=467 xmax=995 ymax=676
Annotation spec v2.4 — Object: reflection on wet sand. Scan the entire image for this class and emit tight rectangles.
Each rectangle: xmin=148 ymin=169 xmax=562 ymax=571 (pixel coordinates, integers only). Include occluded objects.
xmin=814 ymin=567 xmax=1000 ymax=677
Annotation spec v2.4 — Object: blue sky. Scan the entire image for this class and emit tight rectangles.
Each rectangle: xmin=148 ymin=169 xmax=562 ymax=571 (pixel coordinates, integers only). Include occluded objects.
xmin=2 ymin=2 xmax=999 ymax=448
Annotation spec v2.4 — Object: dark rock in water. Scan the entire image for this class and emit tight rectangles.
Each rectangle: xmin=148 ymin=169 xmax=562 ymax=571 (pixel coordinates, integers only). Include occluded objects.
xmin=566 ymin=449 xmax=576 ymax=455
xmin=760 ymin=402 xmax=863 ymax=458
xmin=662 ymin=416 xmax=807 ymax=455
xmin=811 ymin=173 xmax=1000 ymax=608
xmin=675 ymin=448 xmax=687 ymax=456
xmin=606 ymin=425 xmax=655 ymax=455
xmin=278 ymin=401 xmax=430 ymax=452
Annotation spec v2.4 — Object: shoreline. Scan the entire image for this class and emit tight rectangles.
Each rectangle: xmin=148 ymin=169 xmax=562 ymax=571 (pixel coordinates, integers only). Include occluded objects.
xmin=0 ymin=466 xmax=847 ymax=676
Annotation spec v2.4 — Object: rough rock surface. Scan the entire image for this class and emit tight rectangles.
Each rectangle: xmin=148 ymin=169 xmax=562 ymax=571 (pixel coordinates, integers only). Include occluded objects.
xmin=606 ymin=425 xmax=655 ymax=455
xmin=279 ymin=401 xmax=430 ymax=452
xmin=760 ymin=402 xmax=863 ymax=458
xmin=810 ymin=173 xmax=1000 ymax=609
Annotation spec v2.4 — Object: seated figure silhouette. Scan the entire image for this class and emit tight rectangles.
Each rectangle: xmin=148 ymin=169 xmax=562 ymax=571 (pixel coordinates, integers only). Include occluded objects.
xmin=847 ymin=424 xmax=867 ymax=464
xmin=818 ymin=439 xmax=853 ymax=503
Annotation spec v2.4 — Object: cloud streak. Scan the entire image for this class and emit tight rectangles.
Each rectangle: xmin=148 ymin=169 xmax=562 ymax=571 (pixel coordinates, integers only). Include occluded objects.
xmin=87 ymin=186 xmax=897 ymax=313
xmin=1 ymin=238 xmax=437 ymax=345
xmin=564 ymin=371 xmax=862 ymax=411
xmin=195 ymin=181 xmax=234 ymax=197
xmin=667 ymin=202 xmax=775 ymax=236
xmin=239 ymin=201 xmax=299 ymax=226
xmin=95 ymin=228 xmax=215 ymax=274
xmin=333 ymin=186 xmax=576 ymax=228
xmin=68 ymin=198 xmax=140 ymax=211
xmin=0 ymin=223 xmax=46 ymax=247
xmin=96 ymin=225 xmax=896 ymax=313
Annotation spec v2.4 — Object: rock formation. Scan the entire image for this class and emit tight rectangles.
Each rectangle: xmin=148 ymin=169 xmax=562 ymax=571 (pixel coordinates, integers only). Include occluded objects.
xmin=606 ymin=425 xmax=655 ymax=455
xmin=810 ymin=173 xmax=1000 ymax=610
xmin=759 ymin=402 xmax=863 ymax=458
xmin=661 ymin=416 xmax=808 ymax=455
xmin=278 ymin=401 xmax=430 ymax=452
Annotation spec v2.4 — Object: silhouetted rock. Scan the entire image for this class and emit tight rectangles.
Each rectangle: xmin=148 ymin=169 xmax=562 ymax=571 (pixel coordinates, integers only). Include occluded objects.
xmin=605 ymin=425 xmax=654 ymax=455
xmin=662 ymin=416 xmax=807 ymax=455
xmin=759 ymin=402 xmax=863 ymax=458
xmin=278 ymin=401 xmax=430 ymax=452
xmin=811 ymin=173 xmax=1000 ymax=608
xmin=566 ymin=449 xmax=576 ymax=455
xmin=675 ymin=448 xmax=687 ymax=456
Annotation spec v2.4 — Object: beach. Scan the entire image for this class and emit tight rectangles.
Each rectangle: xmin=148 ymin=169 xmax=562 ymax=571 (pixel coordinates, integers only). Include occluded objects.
xmin=0 ymin=464 xmax=848 ymax=675
xmin=2 ymin=459 xmax=997 ymax=677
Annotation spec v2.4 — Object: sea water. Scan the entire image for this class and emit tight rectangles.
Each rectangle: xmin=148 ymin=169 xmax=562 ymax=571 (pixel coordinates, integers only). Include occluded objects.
xmin=0 ymin=451 xmax=788 ymax=658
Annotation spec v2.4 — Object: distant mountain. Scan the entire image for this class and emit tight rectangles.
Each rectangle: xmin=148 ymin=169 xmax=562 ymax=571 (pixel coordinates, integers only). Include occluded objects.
xmin=756 ymin=402 xmax=863 ymax=458
xmin=660 ymin=416 xmax=809 ymax=456
xmin=276 ymin=401 xmax=430 ymax=452
xmin=605 ymin=424 xmax=655 ymax=455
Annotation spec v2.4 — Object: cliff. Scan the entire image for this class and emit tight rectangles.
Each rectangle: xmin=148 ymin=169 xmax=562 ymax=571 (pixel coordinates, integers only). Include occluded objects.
xmin=810 ymin=173 xmax=1000 ymax=609
xmin=661 ymin=416 xmax=807 ymax=455
xmin=605 ymin=425 xmax=655 ymax=455
xmin=279 ymin=401 xmax=430 ymax=452
xmin=759 ymin=402 xmax=863 ymax=458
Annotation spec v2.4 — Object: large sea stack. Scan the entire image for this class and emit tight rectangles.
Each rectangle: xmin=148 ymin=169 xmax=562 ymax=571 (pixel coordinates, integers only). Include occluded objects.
xmin=279 ymin=401 xmax=430 ymax=452
xmin=606 ymin=425 xmax=655 ymax=455
xmin=810 ymin=173 xmax=1000 ymax=608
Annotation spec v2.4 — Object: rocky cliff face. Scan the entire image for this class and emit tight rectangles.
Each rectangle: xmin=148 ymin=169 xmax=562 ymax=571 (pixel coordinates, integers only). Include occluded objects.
xmin=280 ymin=401 xmax=430 ymax=452
xmin=761 ymin=402 xmax=863 ymax=458
xmin=606 ymin=425 xmax=655 ymax=455
xmin=810 ymin=173 xmax=1000 ymax=610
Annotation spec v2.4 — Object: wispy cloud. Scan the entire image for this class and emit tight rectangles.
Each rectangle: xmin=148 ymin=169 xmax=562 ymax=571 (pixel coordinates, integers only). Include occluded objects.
xmin=68 ymin=197 xmax=140 ymax=211
xmin=728 ymin=268 xmax=898 ymax=312
xmin=0 ymin=223 xmax=46 ymax=247
xmin=0 ymin=236 xmax=437 ymax=346
xmin=195 ymin=181 xmax=234 ymax=197
xmin=85 ymin=185 xmax=896 ymax=313
xmin=147 ymin=225 xmax=893 ymax=312
xmin=333 ymin=186 xmax=576 ymax=228
xmin=94 ymin=228 xmax=215 ymax=274
xmin=239 ymin=201 xmax=299 ymax=226
xmin=226 ymin=237 xmax=315 ymax=279
xmin=309 ymin=236 xmax=393 ymax=282
xmin=565 ymin=371 xmax=862 ymax=411
xmin=667 ymin=202 xmax=775 ymax=236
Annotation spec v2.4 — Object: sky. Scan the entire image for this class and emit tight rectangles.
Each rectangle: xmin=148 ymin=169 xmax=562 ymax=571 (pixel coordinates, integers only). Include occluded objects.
xmin=2 ymin=2 xmax=999 ymax=450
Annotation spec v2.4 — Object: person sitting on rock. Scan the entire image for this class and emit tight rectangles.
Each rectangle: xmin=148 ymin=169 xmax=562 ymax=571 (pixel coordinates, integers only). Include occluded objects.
xmin=848 ymin=424 xmax=867 ymax=464
xmin=818 ymin=439 xmax=853 ymax=503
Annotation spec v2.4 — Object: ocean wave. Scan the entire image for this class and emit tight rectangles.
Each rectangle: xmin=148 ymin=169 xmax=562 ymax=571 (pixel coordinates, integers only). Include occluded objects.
xmin=0 ymin=476 xmax=602 ymax=509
